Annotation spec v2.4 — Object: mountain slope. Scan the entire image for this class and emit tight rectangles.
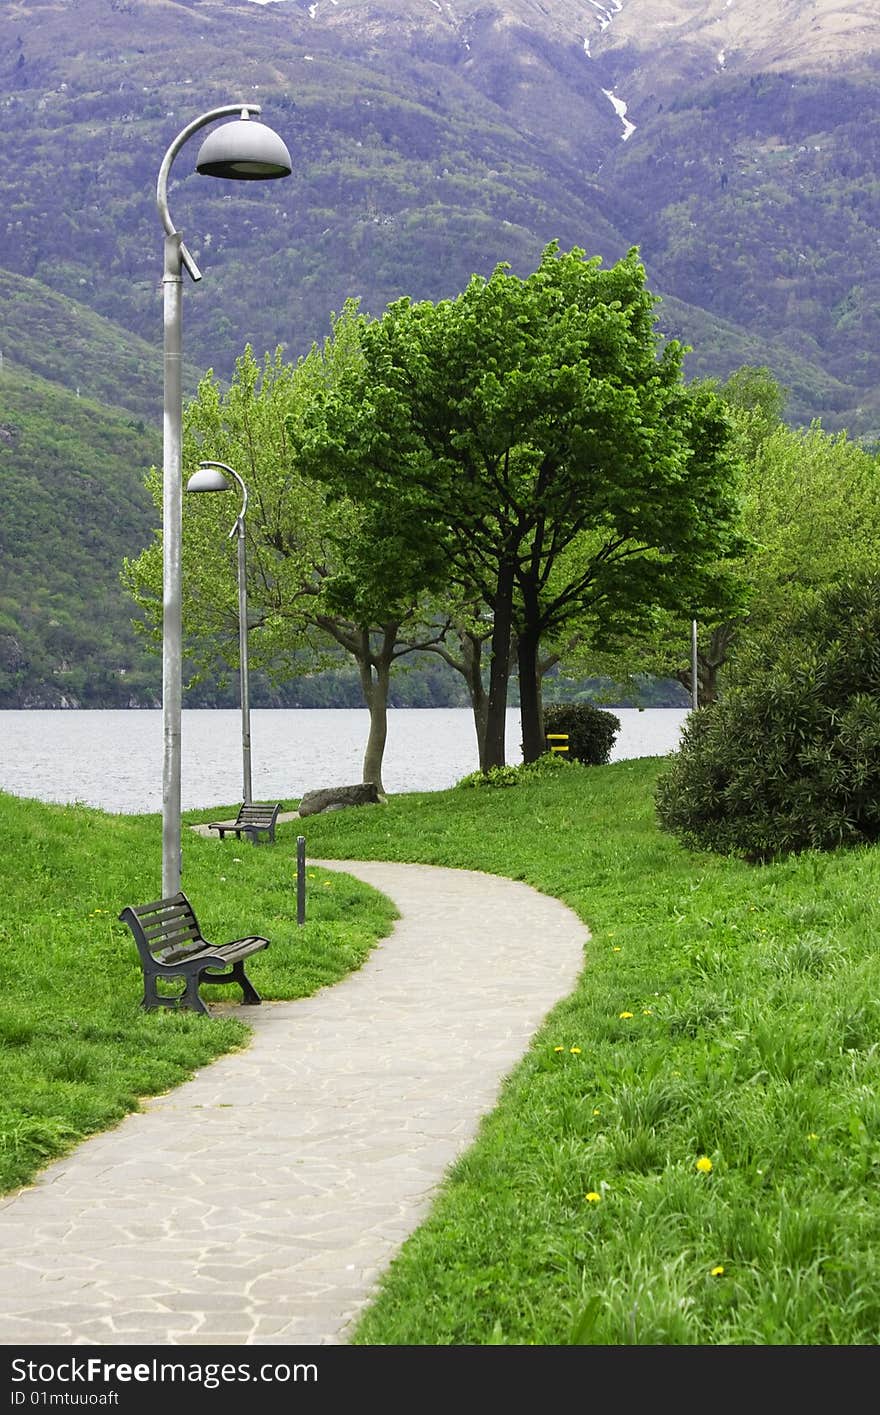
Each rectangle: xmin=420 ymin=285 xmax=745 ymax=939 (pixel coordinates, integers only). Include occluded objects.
xmin=2 ymin=0 xmax=879 ymax=707
xmin=3 ymin=0 xmax=878 ymax=435
xmin=0 ymin=268 xmax=205 ymax=421
xmin=592 ymin=0 xmax=880 ymax=98
xmin=0 ymin=360 xmax=162 ymax=706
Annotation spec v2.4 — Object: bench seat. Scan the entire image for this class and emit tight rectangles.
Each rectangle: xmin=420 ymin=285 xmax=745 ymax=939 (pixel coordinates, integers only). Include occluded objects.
xmin=119 ymin=891 xmax=270 ymax=1015
xmin=207 ymin=801 xmax=282 ymax=844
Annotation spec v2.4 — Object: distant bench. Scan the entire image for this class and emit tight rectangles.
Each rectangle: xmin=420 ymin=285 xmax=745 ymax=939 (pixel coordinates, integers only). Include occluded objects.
xmin=207 ymin=801 xmax=282 ymax=845
xmin=119 ymin=891 xmax=270 ymax=1016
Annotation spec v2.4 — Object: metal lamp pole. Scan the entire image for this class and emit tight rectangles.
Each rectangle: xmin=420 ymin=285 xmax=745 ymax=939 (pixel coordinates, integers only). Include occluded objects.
xmin=156 ymin=104 xmax=290 ymax=896
xmin=691 ymin=618 xmax=699 ymax=711
xmin=186 ymin=462 xmax=252 ymax=804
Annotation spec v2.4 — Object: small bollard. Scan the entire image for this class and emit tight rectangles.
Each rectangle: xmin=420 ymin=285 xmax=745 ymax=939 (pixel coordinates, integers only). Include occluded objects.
xmin=296 ymin=835 xmax=306 ymax=925
xmin=546 ymin=733 xmax=570 ymax=754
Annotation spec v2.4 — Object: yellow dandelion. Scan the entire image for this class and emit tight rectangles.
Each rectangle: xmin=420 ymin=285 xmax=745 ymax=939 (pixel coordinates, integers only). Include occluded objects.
xmin=585 ymin=1191 xmax=602 ymax=1203
xmin=619 ymin=1011 xmax=634 ymax=1019
xmin=696 ymin=1156 xmax=713 ymax=1173
xmin=554 ymin=1046 xmax=564 ymax=1053
xmin=807 ymin=1132 xmax=819 ymax=1141
xmin=642 ymin=1009 xmax=653 ymax=1016
xmin=710 ymin=1265 xmax=725 ymax=1277
xmin=592 ymin=1108 xmax=601 ymax=1116
xmin=612 ymin=946 xmax=622 ymax=953
xmin=570 ymin=1046 xmax=582 ymax=1054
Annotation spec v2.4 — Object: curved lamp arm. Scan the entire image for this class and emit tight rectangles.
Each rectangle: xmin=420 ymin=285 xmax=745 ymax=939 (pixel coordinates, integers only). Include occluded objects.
xmin=198 ymin=459 xmax=249 ymax=539
xmin=157 ymin=104 xmax=260 ymax=283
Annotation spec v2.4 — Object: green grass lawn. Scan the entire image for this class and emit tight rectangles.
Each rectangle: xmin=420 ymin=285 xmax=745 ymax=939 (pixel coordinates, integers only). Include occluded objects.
xmin=3 ymin=757 xmax=879 ymax=1344
xmin=297 ymin=757 xmax=880 ymax=1346
xmin=0 ymin=791 xmax=397 ymax=1194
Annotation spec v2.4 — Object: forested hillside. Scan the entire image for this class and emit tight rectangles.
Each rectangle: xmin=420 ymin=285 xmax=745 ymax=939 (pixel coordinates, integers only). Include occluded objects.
xmin=1 ymin=0 xmax=877 ymax=706
xmin=0 ymin=362 xmax=161 ymax=706
xmin=3 ymin=0 xmax=878 ymax=431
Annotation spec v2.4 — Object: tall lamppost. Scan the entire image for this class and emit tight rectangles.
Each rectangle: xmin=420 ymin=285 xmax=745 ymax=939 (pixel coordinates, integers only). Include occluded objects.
xmin=157 ymin=104 xmax=291 ymax=897
xmin=186 ymin=461 xmax=253 ymax=806
xmin=691 ymin=618 xmax=699 ymax=711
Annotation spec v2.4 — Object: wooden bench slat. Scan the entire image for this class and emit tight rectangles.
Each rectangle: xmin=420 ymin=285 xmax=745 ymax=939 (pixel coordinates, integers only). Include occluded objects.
xmin=141 ymin=918 xmax=200 ymax=941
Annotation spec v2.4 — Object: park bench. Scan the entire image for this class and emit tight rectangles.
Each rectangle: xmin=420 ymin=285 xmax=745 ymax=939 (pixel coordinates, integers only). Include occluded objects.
xmin=206 ymin=801 xmax=282 ymax=845
xmin=118 ymin=891 xmax=270 ymax=1015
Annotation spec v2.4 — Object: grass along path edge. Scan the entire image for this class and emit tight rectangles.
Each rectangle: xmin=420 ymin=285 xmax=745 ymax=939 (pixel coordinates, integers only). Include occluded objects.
xmin=295 ymin=756 xmax=880 ymax=1345
xmin=0 ymin=791 xmax=397 ymax=1194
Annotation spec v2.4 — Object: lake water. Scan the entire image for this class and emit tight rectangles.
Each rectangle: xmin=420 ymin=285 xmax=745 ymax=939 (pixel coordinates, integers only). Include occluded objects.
xmin=0 ymin=707 xmax=690 ymax=815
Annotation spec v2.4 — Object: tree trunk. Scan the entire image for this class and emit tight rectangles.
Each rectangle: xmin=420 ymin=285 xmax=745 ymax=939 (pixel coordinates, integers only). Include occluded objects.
xmin=459 ymin=630 xmax=491 ymax=772
xmin=418 ymin=624 xmax=491 ymax=771
xmin=517 ymin=626 xmax=546 ymax=762
xmin=355 ymin=629 xmax=392 ymax=794
xmin=483 ymin=558 xmax=515 ymax=770
xmin=676 ymin=621 xmax=739 ymax=706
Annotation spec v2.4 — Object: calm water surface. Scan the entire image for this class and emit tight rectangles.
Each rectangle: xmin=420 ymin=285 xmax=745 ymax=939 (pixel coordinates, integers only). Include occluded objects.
xmin=0 ymin=707 xmax=689 ymax=814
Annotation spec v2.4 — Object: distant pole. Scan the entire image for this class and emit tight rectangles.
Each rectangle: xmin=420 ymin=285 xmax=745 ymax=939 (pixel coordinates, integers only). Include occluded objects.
xmin=187 ymin=461 xmax=252 ymax=804
xmin=233 ymin=489 xmax=252 ymax=804
xmin=296 ymin=836 xmax=306 ymax=925
xmin=691 ymin=619 xmax=699 ymax=711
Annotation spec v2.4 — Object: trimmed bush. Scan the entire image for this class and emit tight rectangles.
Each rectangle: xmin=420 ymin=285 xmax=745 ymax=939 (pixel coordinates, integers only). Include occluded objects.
xmin=543 ymin=702 xmax=621 ymax=765
xmin=655 ymin=575 xmax=880 ymax=860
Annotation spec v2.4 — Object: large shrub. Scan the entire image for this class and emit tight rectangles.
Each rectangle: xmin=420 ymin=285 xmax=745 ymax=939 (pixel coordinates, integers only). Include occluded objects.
xmin=655 ymin=576 xmax=880 ymax=860
xmin=543 ymin=702 xmax=621 ymax=765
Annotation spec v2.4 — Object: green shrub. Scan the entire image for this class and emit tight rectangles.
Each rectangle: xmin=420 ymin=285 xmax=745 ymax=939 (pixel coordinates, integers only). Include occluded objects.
xmin=655 ymin=575 xmax=880 ymax=860
xmin=543 ymin=702 xmax=621 ymax=765
xmin=456 ymin=753 xmax=575 ymax=789
xmin=457 ymin=763 xmax=521 ymax=789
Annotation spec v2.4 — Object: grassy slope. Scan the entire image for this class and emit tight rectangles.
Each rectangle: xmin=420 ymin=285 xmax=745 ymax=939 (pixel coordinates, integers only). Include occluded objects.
xmin=0 ymin=791 xmax=397 ymax=1193
xmin=4 ymin=756 xmax=880 ymax=1342
xmin=297 ymin=758 xmax=880 ymax=1345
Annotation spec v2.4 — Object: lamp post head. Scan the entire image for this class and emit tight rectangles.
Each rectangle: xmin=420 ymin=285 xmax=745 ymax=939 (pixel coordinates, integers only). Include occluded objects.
xmin=195 ymin=111 xmax=292 ymax=180
xmin=186 ymin=466 xmax=232 ymax=493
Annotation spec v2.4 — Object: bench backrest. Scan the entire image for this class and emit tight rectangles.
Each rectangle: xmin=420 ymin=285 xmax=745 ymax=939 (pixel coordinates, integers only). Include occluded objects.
xmin=119 ymin=892 xmax=206 ymax=965
xmin=235 ymin=802 xmax=281 ymax=827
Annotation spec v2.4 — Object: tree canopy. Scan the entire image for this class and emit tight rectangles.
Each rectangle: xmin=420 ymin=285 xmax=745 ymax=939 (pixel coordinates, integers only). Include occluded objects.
xmin=296 ymin=242 xmax=746 ymax=763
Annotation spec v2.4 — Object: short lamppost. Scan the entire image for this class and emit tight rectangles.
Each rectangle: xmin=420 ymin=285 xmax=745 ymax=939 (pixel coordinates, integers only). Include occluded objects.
xmin=186 ymin=461 xmax=253 ymax=806
xmin=157 ymin=104 xmax=290 ymax=897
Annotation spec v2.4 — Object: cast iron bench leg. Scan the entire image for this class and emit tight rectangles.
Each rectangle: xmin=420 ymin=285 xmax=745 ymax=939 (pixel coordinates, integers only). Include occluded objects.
xmin=183 ymin=973 xmax=210 ymax=1015
xmin=231 ymin=960 xmax=262 ymax=1004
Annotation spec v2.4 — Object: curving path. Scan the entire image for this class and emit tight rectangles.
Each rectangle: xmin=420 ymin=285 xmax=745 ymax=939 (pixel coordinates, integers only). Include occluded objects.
xmin=0 ymin=861 xmax=588 ymax=1346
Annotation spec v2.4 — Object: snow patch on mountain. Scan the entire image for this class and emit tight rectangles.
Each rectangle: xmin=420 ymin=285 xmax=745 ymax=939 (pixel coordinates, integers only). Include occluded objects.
xmin=602 ymin=87 xmax=635 ymax=139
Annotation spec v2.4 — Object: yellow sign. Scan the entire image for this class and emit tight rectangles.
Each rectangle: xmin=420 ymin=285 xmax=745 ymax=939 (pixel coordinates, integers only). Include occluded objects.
xmin=546 ymin=733 xmax=569 ymax=754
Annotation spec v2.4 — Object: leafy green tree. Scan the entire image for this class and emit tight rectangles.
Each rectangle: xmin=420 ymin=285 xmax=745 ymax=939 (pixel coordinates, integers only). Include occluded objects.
xmin=297 ymin=243 xmax=746 ymax=765
xmin=680 ymin=413 xmax=880 ymax=702
xmin=561 ymin=366 xmax=880 ymax=707
xmin=742 ymin=419 xmax=880 ymax=632
xmin=121 ymin=336 xmax=448 ymax=792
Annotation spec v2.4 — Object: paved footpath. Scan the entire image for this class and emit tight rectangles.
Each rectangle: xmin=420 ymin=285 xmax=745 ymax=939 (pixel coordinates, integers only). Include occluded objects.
xmin=0 ymin=860 xmax=588 ymax=1347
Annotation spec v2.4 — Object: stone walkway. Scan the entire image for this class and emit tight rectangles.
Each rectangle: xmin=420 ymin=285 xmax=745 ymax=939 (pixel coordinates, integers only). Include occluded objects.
xmin=0 ymin=861 xmax=588 ymax=1347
